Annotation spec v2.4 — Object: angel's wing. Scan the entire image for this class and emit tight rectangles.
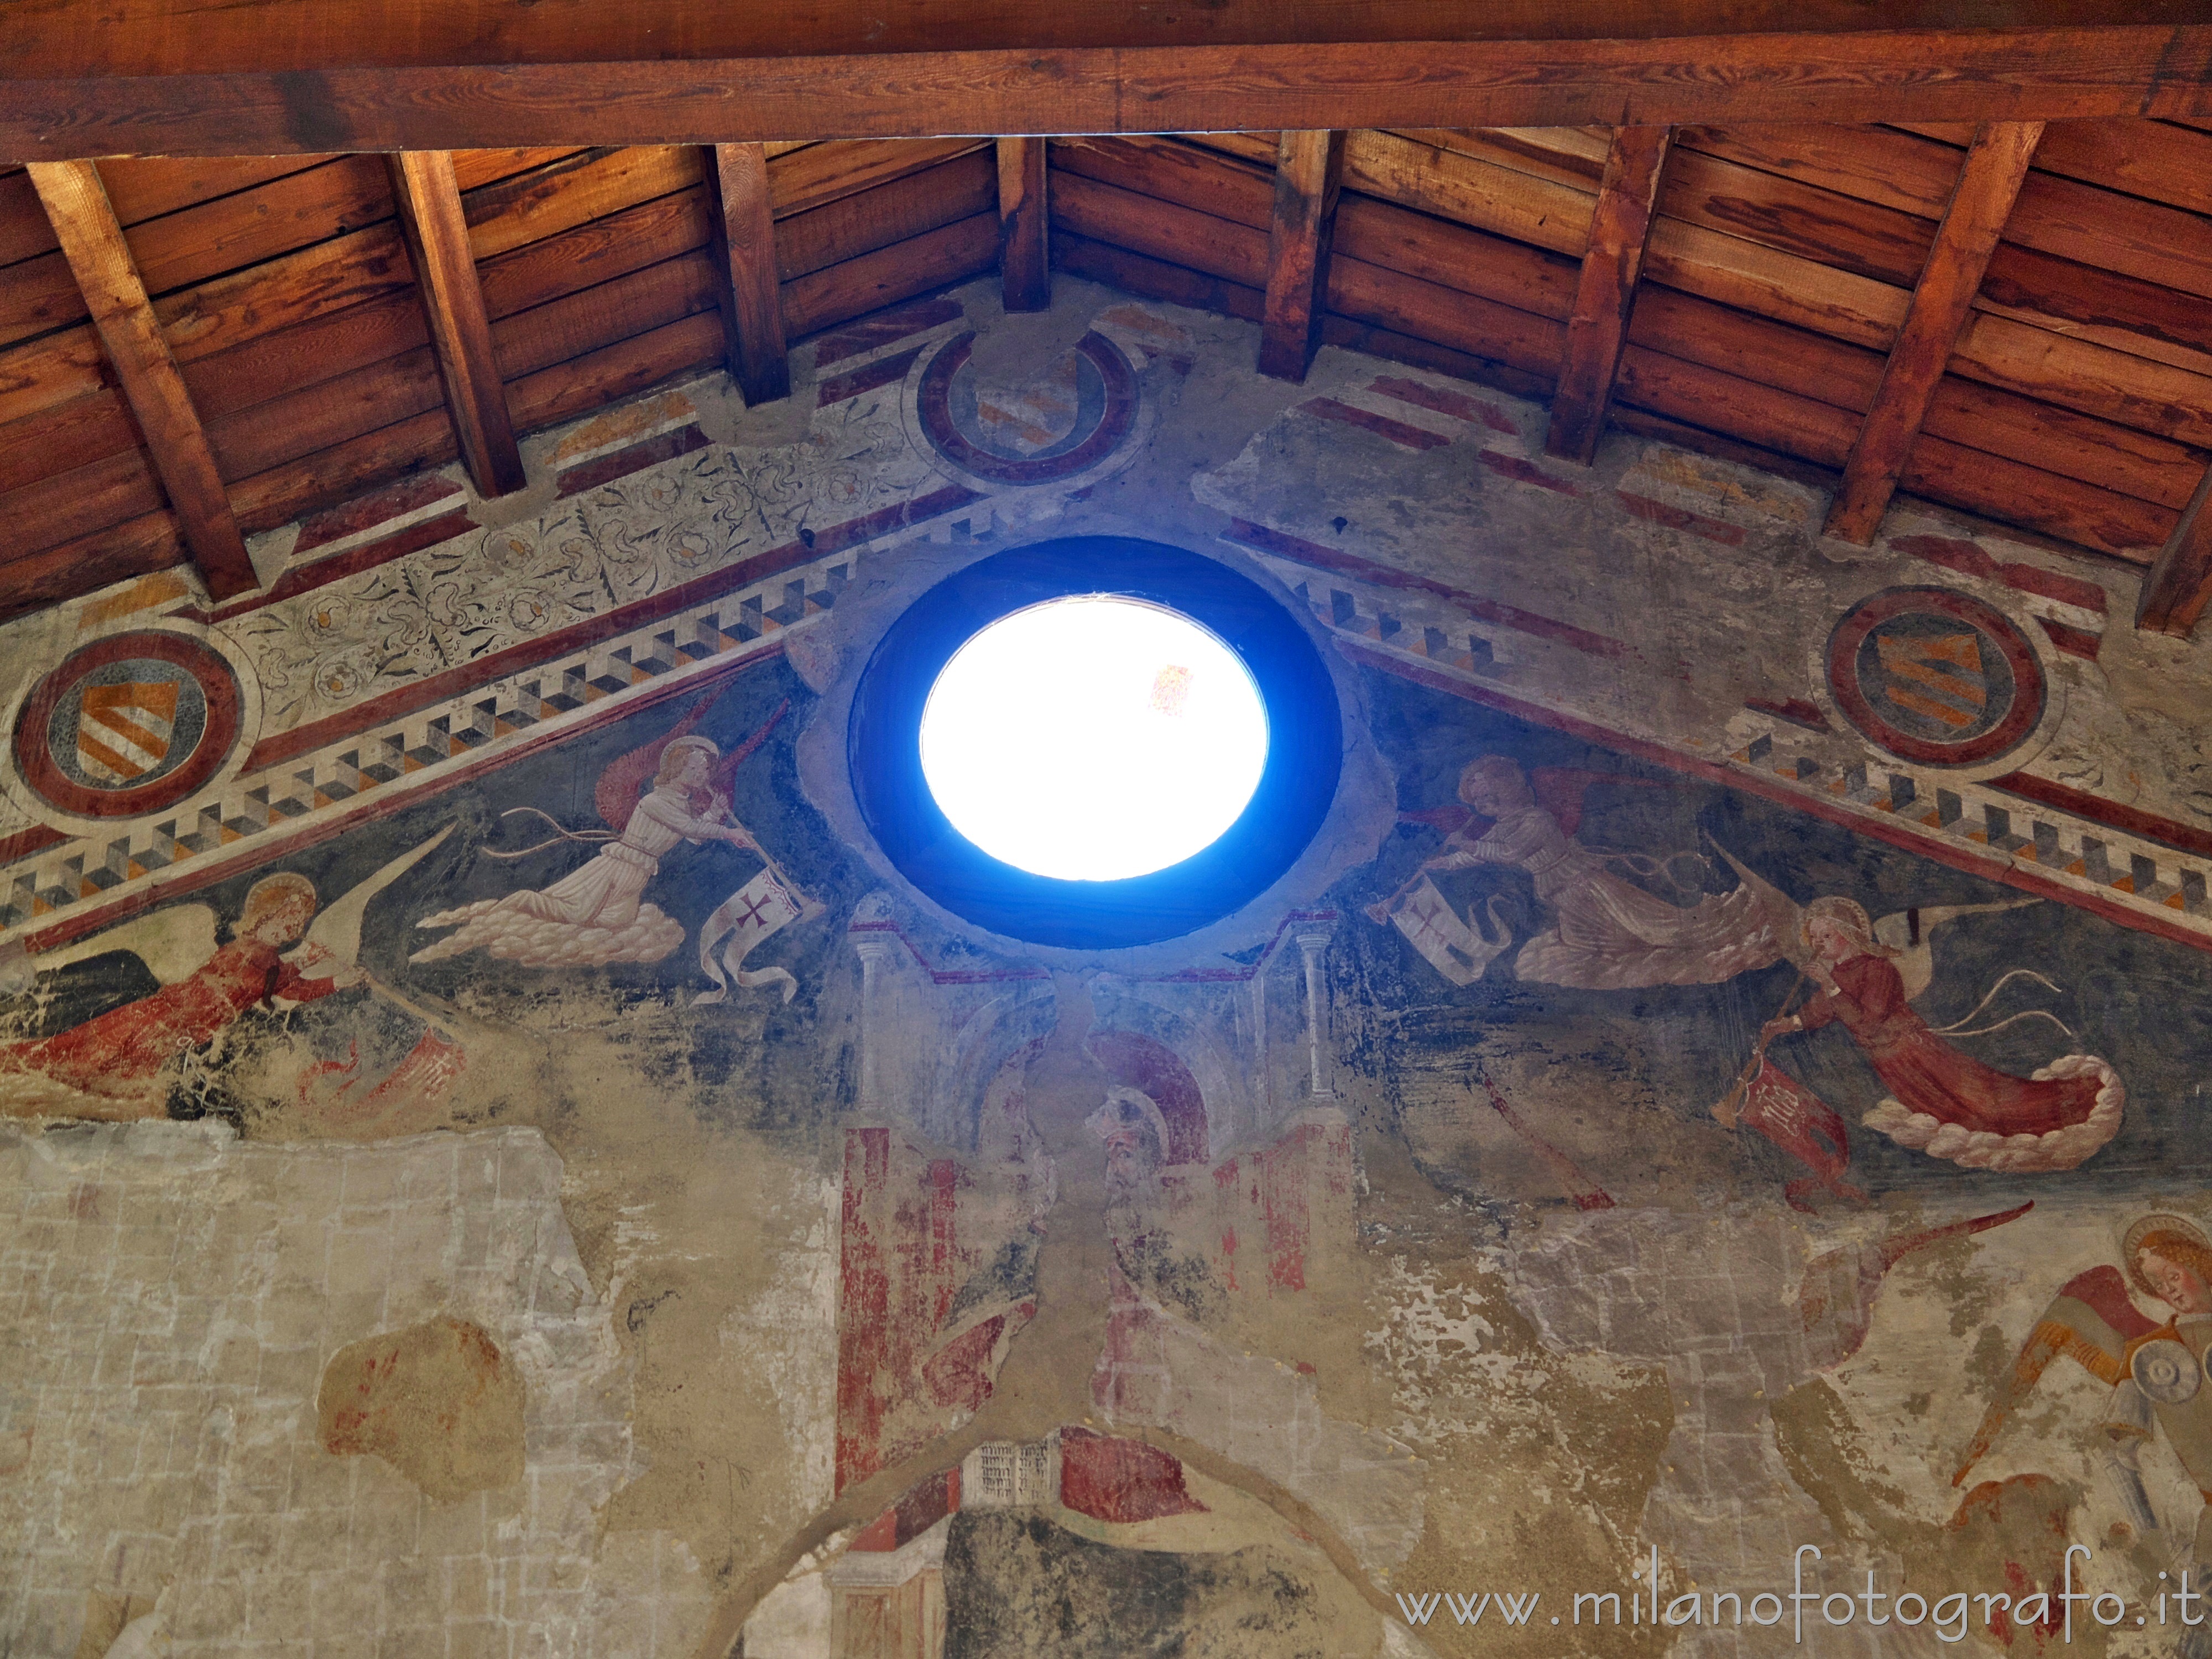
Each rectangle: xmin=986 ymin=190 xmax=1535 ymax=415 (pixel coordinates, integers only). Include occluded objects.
xmin=589 ymin=681 xmax=741 ymax=831
xmin=1952 ymin=1265 xmax=2159 ymax=1486
xmin=704 ymin=698 xmax=790 ymax=803
xmin=1528 ymin=767 xmax=1686 ymax=839
xmin=1704 ymin=839 xmax=1808 ymax=964
xmin=299 ymin=824 xmax=456 ymax=968
xmin=1397 ymin=804 xmax=1476 ymax=838
xmin=1875 ymin=898 xmax=2042 ymax=1002
xmin=27 ymin=904 xmax=222 ymax=988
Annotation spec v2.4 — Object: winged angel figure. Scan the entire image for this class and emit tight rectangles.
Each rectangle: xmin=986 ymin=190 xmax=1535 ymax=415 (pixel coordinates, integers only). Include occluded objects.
xmin=410 ymin=692 xmax=824 ymax=1000
xmin=1370 ymin=754 xmax=1803 ymax=989
xmin=1953 ymin=1214 xmax=2212 ymax=1650
xmin=0 ymin=826 xmax=454 ymax=1121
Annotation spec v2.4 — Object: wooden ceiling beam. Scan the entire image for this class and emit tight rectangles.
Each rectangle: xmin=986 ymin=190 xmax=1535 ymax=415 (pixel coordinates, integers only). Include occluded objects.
xmin=1546 ymin=125 xmax=1671 ymax=466
xmin=25 ymin=160 xmax=258 ymax=599
xmin=1823 ymin=122 xmax=2043 ymax=546
xmin=703 ymin=144 xmax=791 ymax=406
xmin=19 ymin=0 xmax=2209 ymax=66
xmin=5 ymin=18 xmax=2208 ymax=159
xmin=997 ymin=138 xmax=1050 ymax=314
xmin=387 ymin=149 xmax=526 ymax=498
xmin=1258 ymin=130 xmax=1345 ymax=383
xmin=2137 ymin=467 xmax=2212 ymax=638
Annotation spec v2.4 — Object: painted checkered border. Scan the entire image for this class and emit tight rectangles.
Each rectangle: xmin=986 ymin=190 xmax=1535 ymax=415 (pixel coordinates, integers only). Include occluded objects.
xmin=0 ymin=552 xmax=858 ymax=935
xmin=1264 ymin=552 xmax=2212 ymax=948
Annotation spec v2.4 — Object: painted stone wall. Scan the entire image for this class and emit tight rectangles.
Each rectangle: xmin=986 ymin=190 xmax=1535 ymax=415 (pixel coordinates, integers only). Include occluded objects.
xmin=3 ymin=273 xmax=2212 ymax=1658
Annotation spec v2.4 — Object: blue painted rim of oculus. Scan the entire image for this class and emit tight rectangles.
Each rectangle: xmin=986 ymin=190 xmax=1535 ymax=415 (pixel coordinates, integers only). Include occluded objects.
xmin=848 ymin=537 xmax=1343 ymax=949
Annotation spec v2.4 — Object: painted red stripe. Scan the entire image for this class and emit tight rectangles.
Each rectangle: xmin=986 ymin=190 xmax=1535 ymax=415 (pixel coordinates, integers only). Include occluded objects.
xmin=1366 ymin=376 xmax=1517 ymax=434
xmin=15 ymin=643 xmax=787 ymax=954
xmin=1475 ymin=448 xmax=1579 ymax=495
xmin=1224 ymin=518 xmax=1630 ymax=660
xmin=241 ymin=482 xmax=986 ymax=774
xmin=818 ymin=345 xmax=925 ymax=407
xmin=191 ymin=509 xmax=479 ymax=625
xmin=1990 ymin=770 xmax=2212 ymax=862
xmin=556 ymin=424 xmax=710 ymax=498
xmin=1744 ymin=696 xmax=1830 ymax=732
xmin=0 ymin=826 xmax=67 ymax=865
xmin=2036 ymin=614 xmax=2102 ymax=659
xmin=1890 ymin=533 xmax=2110 ymax=617
xmin=1335 ymin=636 xmax=2212 ymax=957
xmin=2002 ymin=562 xmax=2108 ymax=615
xmin=292 ymin=474 xmax=466 ymax=557
xmin=1616 ymin=489 xmax=1746 ymax=547
xmin=811 ymin=298 xmax=965 ymax=371
xmin=1296 ymin=397 xmax=1449 ymax=451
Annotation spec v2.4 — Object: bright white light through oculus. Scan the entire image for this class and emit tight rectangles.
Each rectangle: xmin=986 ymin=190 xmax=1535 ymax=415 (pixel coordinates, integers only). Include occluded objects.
xmin=920 ymin=597 xmax=1270 ymax=881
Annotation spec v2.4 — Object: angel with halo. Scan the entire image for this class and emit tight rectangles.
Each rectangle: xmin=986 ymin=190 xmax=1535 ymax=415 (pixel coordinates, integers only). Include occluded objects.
xmin=0 ymin=826 xmax=452 ymax=1121
xmin=1368 ymin=753 xmax=1795 ymax=989
xmin=410 ymin=696 xmax=823 ymax=996
xmin=1747 ymin=895 xmax=2122 ymax=1174
xmin=1953 ymin=1214 xmax=2212 ymax=1657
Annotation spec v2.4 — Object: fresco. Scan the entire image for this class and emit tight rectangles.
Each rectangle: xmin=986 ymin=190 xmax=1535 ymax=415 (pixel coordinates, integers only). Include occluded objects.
xmin=5 ymin=276 xmax=2212 ymax=1658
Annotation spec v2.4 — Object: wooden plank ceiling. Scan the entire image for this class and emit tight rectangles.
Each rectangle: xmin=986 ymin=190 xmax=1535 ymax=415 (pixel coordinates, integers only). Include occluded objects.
xmin=6 ymin=116 xmax=2212 ymax=634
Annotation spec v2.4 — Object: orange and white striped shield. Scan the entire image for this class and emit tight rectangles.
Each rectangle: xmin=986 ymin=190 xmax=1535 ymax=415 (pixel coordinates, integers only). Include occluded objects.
xmin=74 ymin=679 xmax=181 ymax=783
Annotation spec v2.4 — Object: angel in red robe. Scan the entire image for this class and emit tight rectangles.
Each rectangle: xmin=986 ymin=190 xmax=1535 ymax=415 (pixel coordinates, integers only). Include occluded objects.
xmin=0 ymin=873 xmax=356 ymax=1119
xmin=1369 ymin=754 xmax=1793 ymax=989
xmin=1761 ymin=896 xmax=2121 ymax=1173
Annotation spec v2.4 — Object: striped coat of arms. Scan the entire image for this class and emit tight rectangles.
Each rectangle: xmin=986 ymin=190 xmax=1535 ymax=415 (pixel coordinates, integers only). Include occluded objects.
xmin=74 ymin=679 xmax=180 ymax=783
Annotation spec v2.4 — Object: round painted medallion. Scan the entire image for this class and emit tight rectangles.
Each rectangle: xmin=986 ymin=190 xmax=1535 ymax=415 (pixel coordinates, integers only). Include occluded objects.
xmin=1824 ymin=587 xmax=2046 ymax=768
xmin=916 ymin=330 xmax=1138 ymax=485
xmin=14 ymin=632 xmax=243 ymax=818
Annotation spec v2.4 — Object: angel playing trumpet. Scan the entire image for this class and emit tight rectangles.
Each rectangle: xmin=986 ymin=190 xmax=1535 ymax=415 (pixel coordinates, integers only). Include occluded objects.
xmin=410 ymin=695 xmax=825 ymax=1000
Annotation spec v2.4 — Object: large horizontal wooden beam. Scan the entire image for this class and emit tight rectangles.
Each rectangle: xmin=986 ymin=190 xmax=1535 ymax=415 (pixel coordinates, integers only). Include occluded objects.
xmin=21 ymin=0 xmax=2212 ymax=68
xmin=4 ymin=20 xmax=2209 ymax=160
xmin=26 ymin=160 xmax=258 ymax=598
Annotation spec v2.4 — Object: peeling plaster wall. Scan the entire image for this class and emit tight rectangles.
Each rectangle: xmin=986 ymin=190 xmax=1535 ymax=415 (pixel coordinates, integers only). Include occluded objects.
xmin=1 ymin=275 xmax=2211 ymax=1658
xmin=0 ymin=1120 xmax=712 ymax=1657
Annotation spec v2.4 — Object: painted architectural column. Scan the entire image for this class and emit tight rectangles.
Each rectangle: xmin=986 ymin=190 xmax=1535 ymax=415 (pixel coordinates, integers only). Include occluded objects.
xmin=1250 ymin=960 xmax=1272 ymax=1126
xmin=1294 ymin=926 xmax=1334 ymax=1100
xmin=851 ymin=899 xmax=896 ymax=1110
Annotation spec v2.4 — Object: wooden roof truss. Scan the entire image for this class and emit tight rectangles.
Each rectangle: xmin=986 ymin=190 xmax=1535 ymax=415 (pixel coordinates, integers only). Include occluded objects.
xmin=7 ymin=5 xmax=2212 ymax=631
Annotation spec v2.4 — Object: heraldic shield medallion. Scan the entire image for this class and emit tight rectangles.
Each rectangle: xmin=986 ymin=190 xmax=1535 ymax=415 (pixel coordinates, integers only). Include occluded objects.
xmin=915 ymin=328 xmax=1138 ymax=486
xmin=13 ymin=631 xmax=244 ymax=819
xmin=1824 ymin=586 xmax=2047 ymax=768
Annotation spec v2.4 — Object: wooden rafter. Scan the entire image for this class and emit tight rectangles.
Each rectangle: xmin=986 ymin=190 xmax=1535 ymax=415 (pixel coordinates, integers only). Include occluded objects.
xmin=25 ymin=160 xmax=258 ymax=599
xmin=1258 ymin=130 xmax=1345 ymax=383
xmin=1823 ymin=121 xmax=2043 ymax=545
xmin=997 ymin=138 xmax=1050 ymax=313
xmin=703 ymin=144 xmax=791 ymax=406
xmin=2138 ymin=467 xmax=2212 ymax=638
xmin=387 ymin=149 xmax=526 ymax=499
xmin=9 ymin=7 xmax=2205 ymax=160
xmin=1546 ymin=124 xmax=1672 ymax=466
